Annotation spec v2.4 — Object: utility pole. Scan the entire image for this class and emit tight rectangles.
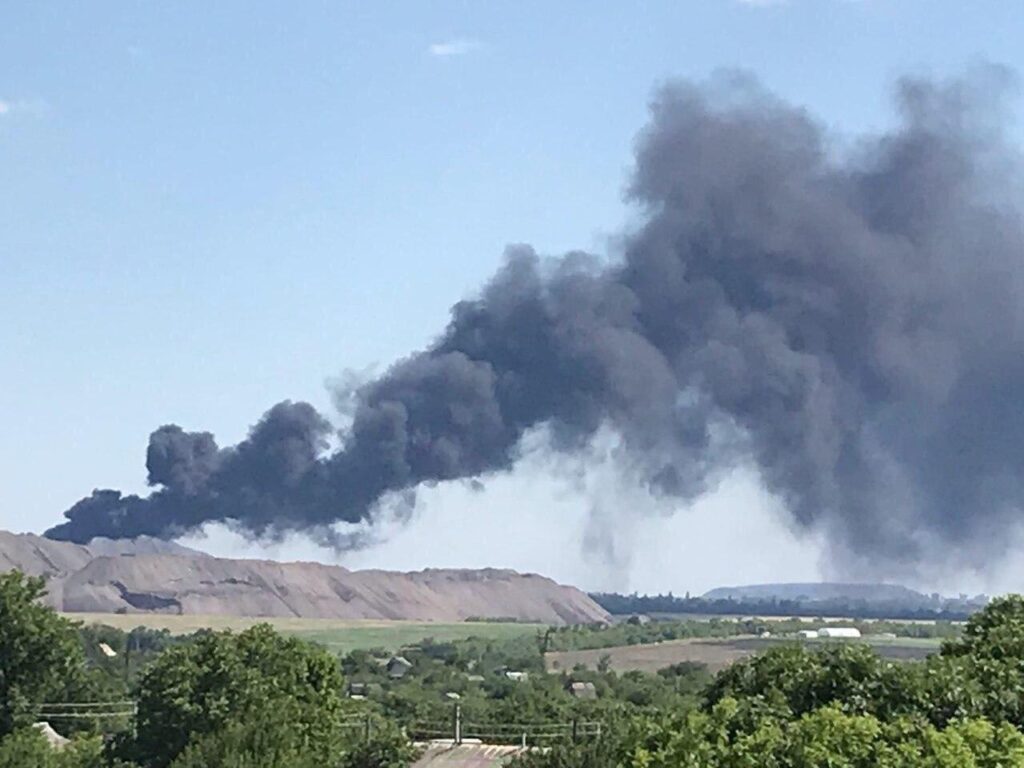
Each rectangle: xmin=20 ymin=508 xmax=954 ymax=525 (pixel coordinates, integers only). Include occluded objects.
xmin=124 ymin=633 xmax=131 ymax=686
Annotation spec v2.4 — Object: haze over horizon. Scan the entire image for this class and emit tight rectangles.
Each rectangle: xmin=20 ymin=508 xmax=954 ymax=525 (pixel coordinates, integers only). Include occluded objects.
xmin=5 ymin=2 xmax=1024 ymax=597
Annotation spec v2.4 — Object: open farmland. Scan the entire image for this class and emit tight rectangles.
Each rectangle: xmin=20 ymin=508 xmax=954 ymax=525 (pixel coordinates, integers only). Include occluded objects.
xmin=638 ymin=612 xmax=961 ymax=625
xmin=545 ymin=636 xmax=941 ymax=674
xmin=65 ymin=613 xmax=546 ymax=654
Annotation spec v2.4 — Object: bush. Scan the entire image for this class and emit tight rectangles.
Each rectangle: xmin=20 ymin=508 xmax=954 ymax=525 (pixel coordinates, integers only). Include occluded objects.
xmin=0 ymin=727 xmax=120 ymax=768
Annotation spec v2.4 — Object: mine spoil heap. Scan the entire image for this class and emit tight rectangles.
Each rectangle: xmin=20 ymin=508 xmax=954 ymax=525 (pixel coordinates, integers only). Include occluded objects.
xmin=0 ymin=531 xmax=608 ymax=625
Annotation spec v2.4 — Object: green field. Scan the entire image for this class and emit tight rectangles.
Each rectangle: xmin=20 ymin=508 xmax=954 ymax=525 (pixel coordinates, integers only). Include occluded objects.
xmin=64 ymin=613 xmax=547 ymax=655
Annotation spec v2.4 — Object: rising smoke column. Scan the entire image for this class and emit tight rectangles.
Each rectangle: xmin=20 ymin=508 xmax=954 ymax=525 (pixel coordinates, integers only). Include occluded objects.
xmin=47 ymin=68 xmax=1024 ymax=574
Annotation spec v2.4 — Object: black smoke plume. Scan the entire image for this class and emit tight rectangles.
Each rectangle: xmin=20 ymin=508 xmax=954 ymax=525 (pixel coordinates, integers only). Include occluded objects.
xmin=46 ymin=69 xmax=1024 ymax=573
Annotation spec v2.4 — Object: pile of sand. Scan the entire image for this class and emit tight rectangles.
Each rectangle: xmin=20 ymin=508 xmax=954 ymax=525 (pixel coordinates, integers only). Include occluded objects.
xmin=0 ymin=531 xmax=608 ymax=625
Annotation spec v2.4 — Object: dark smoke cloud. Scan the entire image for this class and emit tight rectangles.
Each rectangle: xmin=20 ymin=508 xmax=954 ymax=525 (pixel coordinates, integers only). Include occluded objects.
xmin=46 ymin=68 xmax=1024 ymax=574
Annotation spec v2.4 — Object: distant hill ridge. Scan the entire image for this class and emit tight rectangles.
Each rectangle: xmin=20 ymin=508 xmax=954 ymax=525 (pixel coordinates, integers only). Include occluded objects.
xmin=702 ymin=582 xmax=927 ymax=603
xmin=0 ymin=531 xmax=607 ymax=625
xmin=591 ymin=581 xmax=988 ymax=620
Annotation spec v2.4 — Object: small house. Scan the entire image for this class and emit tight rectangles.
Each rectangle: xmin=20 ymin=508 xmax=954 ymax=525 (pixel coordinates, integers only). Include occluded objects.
xmin=386 ymin=655 xmax=413 ymax=679
xmin=346 ymin=681 xmax=383 ymax=699
xmin=98 ymin=643 xmax=117 ymax=658
xmin=347 ymin=682 xmax=380 ymax=699
xmin=567 ymin=681 xmax=597 ymax=700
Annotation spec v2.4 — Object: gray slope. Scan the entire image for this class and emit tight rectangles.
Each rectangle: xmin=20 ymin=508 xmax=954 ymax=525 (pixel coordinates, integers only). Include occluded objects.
xmin=0 ymin=531 xmax=607 ymax=625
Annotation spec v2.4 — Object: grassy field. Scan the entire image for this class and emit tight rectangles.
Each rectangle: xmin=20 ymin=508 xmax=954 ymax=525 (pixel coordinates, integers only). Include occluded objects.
xmin=64 ymin=613 xmax=547 ymax=655
xmin=65 ymin=612 xmax=945 ymax=665
xmin=545 ymin=636 xmax=943 ymax=675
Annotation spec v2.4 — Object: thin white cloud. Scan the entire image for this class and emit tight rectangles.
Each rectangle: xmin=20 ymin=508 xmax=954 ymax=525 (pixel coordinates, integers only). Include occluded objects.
xmin=428 ymin=39 xmax=482 ymax=58
xmin=0 ymin=98 xmax=45 ymax=117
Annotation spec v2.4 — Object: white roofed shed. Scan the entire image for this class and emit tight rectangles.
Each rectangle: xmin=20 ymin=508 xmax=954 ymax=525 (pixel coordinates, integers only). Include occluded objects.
xmin=817 ymin=627 xmax=861 ymax=639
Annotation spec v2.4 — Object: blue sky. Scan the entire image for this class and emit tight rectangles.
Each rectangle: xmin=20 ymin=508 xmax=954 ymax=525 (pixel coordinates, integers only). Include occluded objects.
xmin=2 ymin=1 xmax=1024 ymax=589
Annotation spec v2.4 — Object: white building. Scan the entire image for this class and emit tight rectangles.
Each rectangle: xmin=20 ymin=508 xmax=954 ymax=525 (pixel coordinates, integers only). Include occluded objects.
xmin=817 ymin=627 xmax=861 ymax=639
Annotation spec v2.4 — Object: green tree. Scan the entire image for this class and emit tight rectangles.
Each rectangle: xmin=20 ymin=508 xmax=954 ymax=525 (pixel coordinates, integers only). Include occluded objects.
xmin=704 ymin=643 xmax=896 ymax=717
xmin=780 ymin=706 xmax=887 ymax=768
xmin=0 ymin=572 xmax=92 ymax=736
xmin=168 ymin=704 xmax=415 ymax=768
xmin=923 ymin=717 xmax=1024 ymax=767
xmin=126 ymin=623 xmax=347 ymax=767
xmin=0 ymin=728 xmax=57 ymax=768
xmin=168 ymin=704 xmax=334 ymax=768
xmin=942 ymin=595 xmax=1024 ymax=661
xmin=940 ymin=595 xmax=1024 ymax=727
xmin=337 ymin=718 xmax=418 ymax=768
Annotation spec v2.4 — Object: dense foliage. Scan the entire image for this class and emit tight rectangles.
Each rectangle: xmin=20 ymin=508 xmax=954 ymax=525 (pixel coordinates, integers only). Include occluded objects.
xmin=0 ymin=573 xmax=115 ymax=737
xmin=514 ymin=703 xmax=1024 ymax=768
xmin=515 ymin=596 xmax=1024 ymax=766
xmin=0 ymin=727 xmax=118 ymax=768
xmin=165 ymin=706 xmax=416 ymax=768
xmin=123 ymin=623 xmax=351 ymax=766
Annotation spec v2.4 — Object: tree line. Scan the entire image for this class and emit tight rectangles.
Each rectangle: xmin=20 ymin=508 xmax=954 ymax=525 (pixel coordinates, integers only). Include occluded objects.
xmin=591 ymin=591 xmax=986 ymax=621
